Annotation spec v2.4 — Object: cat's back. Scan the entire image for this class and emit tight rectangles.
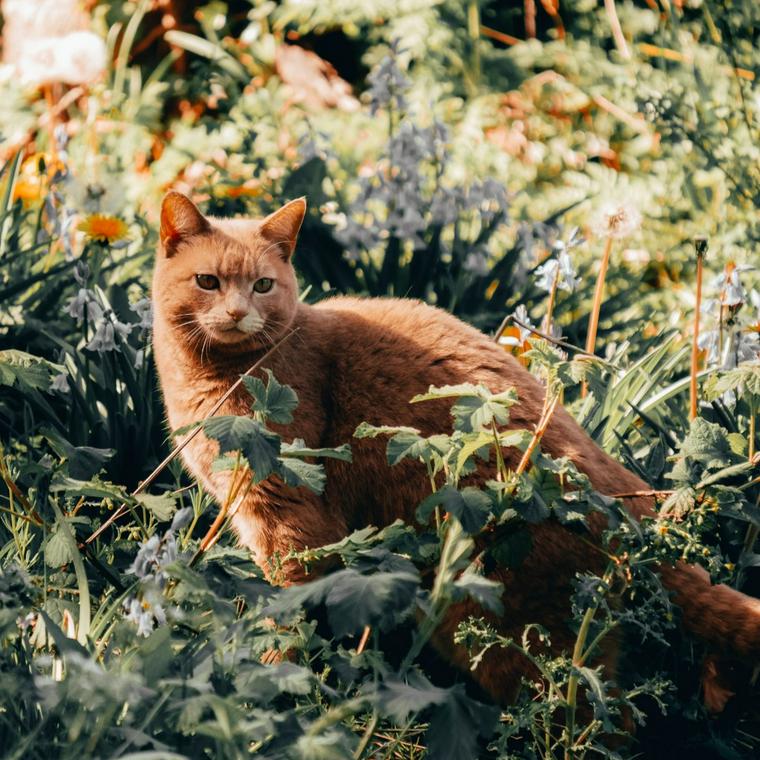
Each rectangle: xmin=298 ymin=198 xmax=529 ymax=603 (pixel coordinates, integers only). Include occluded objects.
xmin=307 ymin=296 xmax=544 ymax=429
xmin=312 ymin=295 xmax=499 ymax=363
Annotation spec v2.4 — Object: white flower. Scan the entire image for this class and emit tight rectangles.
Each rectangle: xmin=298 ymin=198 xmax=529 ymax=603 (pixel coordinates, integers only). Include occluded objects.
xmin=591 ymin=202 xmax=642 ymax=240
xmin=499 ymin=305 xmax=534 ymax=347
xmin=533 ymin=252 xmax=580 ymax=293
xmin=16 ymin=31 xmax=105 ymax=87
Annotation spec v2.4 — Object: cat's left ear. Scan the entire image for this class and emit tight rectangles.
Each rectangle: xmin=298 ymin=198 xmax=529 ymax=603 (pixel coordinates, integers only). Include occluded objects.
xmin=259 ymin=197 xmax=307 ymax=260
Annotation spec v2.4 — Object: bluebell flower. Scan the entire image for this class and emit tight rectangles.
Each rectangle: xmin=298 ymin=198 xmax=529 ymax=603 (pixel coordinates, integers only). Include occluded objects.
xmin=86 ymin=318 xmax=132 ymax=353
xmin=66 ymin=288 xmax=104 ymax=323
xmin=367 ymin=41 xmax=410 ymax=115
xmin=50 ymin=371 xmax=70 ymax=394
xmin=130 ymin=298 xmax=153 ymax=330
xmin=463 ymin=249 xmax=490 ymax=276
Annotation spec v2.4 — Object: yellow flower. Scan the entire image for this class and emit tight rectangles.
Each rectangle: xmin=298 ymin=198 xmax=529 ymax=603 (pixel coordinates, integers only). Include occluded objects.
xmin=77 ymin=214 xmax=129 ymax=244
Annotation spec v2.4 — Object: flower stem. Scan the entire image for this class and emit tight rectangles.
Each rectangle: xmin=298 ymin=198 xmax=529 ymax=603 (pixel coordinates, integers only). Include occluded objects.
xmin=582 ymin=236 xmax=614 ymax=398
xmin=690 ymin=245 xmax=705 ymax=420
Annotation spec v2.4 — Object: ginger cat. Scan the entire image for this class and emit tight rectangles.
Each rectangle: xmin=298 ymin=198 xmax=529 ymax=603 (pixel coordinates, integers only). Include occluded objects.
xmin=152 ymin=191 xmax=760 ymax=704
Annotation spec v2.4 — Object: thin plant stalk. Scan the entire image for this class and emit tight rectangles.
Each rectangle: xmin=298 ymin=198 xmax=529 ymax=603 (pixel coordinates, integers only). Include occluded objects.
xmin=542 ymin=264 xmax=561 ymax=337
xmin=582 ymin=235 xmax=614 ymax=398
xmin=690 ymin=241 xmax=706 ymax=420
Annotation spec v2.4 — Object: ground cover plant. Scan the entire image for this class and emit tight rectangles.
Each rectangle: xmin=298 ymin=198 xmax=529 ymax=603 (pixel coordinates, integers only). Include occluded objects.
xmin=0 ymin=1 xmax=759 ymax=757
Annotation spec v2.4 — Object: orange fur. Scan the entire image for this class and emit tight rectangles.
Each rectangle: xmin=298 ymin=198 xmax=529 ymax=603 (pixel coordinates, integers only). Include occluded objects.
xmin=152 ymin=192 xmax=760 ymax=703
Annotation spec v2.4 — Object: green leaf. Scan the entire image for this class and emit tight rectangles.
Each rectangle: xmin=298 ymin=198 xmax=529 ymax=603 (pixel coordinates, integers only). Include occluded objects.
xmin=412 ymin=383 xmax=518 ymax=432
xmin=135 ymin=492 xmax=177 ymax=522
xmin=201 ymin=415 xmax=281 ymax=482
xmin=278 ymin=457 xmax=326 ymax=494
xmin=353 ymin=421 xmax=420 ymax=439
xmin=265 ymin=568 xmax=419 ymax=637
xmin=452 ymin=572 xmax=504 ymax=614
xmin=427 ymin=685 xmax=499 ymax=760
xmin=280 ymin=438 xmax=353 ymax=462
xmin=242 ymin=369 xmax=299 ymax=424
xmin=416 ymin=485 xmax=492 ymax=533
xmin=45 ymin=526 xmax=76 ymax=567
xmin=489 ymin=527 xmax=533 ymax=570
xmin=372 ymin=672 xmax=449 ymax=721
xmin=325 ymin=569 xmax=419 ymax=636
xmin=0 ymin=349 xmax=62 ymax=391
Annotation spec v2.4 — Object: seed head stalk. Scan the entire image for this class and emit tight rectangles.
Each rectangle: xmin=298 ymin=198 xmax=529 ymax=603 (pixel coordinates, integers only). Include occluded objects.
xmin=582 ymin=235 xmax=613 ymax=398
xmin=690 ymin=238 xmax=707 ymax=420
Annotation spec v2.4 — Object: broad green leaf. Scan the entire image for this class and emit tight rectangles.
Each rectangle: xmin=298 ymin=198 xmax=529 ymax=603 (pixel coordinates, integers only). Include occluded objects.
xmin=0 ymin=349 xmax=62 ymax=391
xmin=242 ymin=369 xmax=299 ymax=424
xmin=45 ymin=526 xmax=76 ymax=567
xmin=489 ymin=527 xmax=533 ymax=570
xmin=416 ymin=485 xmax=492 ymax=533
xmin=280 ymin=438 xmax=352 ymax=462
xmin=427 ymin=685 xmax=499 ymax=760
xmin=135 ymin=492 xmax=177 ymax=522
xmin=324 ymin=569 xmax=419 ymax=636
xmin=201 ymin=415 xmax=281 ymax=482
xmin=372 ymin=673 xmax=449 ymax=721
xmin=412 ymin=383 xmax=518 ymax=433
xmin=278 ymin=457 xmax=326 ymax=494
xmin=452 ymin=572 xmax=504 ymax=614
xmin=354 ymin=421 xmax=420 ymax=439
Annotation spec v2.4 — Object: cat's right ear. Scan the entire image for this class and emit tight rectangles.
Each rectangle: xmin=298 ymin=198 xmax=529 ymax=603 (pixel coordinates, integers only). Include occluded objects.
xmin=160 ymin=192 xmax=210 ymax=257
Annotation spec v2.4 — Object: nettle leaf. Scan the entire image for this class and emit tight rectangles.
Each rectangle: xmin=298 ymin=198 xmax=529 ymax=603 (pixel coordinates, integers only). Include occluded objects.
xmin=704 ymin=362 xmax=760 ymax=400
xmin=242 ymin=369 xmax=298 ymax=424
xmin=264 ymin=568 xmax=420 ymax=637
xmin=386 ymin=431 xmax=451 ymax=466
xmin=452 ymin=571 xmax=504 ymax=614
xmin=489 ymin=527 xmax=533 ymax=570
xmin=278 ymin=457 xmax=326 ymax=494
xmin=412 ymin=383 xmax=518 ymax=432
xmin=427 ymin=684 xmax=499 ymax=760
xmin=416 ymin=485 xmax=492 ymax=533
xmin=135 ymin=492 xmax=177 ymax=522
xmin=42 ymin=429 xmax=114 ymax=480
xmin=296 ymin=730 xmax=353 ymax=760
xmin=324 ymin=569 xmax=419 ymax=637
xmin=281 ymin=438 xmax=352 ymax=462
xmin=51 ymin=476 xmax=129 ymax=502
xmin=201 ymin=415 xmax=281 ymax=482
xmin=0 ymin=349 xmax=62 ymax=392
xmin=372 ymin=672 xmax=449 ymax=722
xmin=45 ymin=525 xmax=76 ymax=567
xmin=678 ymin=418 xmax=737 ymax=470
xmin=354 ymin=422 xmax=420 ymax=439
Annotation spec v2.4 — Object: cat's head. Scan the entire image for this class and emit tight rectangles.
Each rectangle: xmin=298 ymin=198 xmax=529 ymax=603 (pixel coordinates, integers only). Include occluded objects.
xmin=153 ymin=192 xmax=305 ymax=354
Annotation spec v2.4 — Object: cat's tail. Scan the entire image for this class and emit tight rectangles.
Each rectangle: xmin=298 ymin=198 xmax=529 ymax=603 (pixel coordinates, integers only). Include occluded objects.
xmin=658 ymin=562 xmax=760 ymax=658
xmin=624 ymin=492 xmax=760 ymax=659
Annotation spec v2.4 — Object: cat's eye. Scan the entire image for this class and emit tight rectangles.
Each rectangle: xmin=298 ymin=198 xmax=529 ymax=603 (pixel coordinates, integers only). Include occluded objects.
xmin=253 ymin=277 xmax=274 ymax=293
xmin=195 ymin=274 xmax=220 ymax=291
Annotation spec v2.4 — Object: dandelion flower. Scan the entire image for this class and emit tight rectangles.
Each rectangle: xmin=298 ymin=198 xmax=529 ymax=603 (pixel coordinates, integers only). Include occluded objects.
xmin=592 ymin=201 xmax=642 ymax=240
xmin=77 ymin=214 xmax=129 ymax=244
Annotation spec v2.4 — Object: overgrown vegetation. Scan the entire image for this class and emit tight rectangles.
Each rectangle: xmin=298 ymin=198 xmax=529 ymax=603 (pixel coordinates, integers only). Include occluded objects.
xmin=1 ymin=1 xmax=759 ymax=758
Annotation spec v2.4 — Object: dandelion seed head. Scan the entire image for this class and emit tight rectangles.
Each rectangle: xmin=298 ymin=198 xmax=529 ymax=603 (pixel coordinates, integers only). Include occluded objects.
xmin=592 ymin=202 xmax=642 ymax=240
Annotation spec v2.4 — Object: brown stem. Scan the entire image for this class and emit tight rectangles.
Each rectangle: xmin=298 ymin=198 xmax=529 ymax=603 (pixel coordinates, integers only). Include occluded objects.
xmin=516 ymin=391 xmax=561 ymax=476
xmin=604 ymin=0 xmax=630 ymax=59
xmin=690 ymin=250 xmax=705 ymax=420
xmin=582 ymin=236 xmax=614 ymax=398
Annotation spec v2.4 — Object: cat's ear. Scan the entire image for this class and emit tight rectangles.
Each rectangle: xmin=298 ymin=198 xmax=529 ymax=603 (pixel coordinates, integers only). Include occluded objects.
xmin=259 ymin=197 xmax=306 ymax=260
xmin=160 ymin=191 xmax=210 ymax=256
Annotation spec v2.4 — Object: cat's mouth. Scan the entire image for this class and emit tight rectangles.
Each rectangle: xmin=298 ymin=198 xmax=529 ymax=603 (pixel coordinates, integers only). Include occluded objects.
xmin=207 ymin=322 xmax=262 ymax=344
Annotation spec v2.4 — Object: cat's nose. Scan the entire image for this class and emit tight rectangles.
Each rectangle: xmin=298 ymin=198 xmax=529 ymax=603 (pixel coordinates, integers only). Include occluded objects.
xmin=226 ymin=306 xmax=248 ymax=322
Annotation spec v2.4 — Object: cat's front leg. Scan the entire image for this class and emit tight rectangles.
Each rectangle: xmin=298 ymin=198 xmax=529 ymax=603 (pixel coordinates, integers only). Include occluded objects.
xmin=231 ymin=483 xmax=348 ymax=585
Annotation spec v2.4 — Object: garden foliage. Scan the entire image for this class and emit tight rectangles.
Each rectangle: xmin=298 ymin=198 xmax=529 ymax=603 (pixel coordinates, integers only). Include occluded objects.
xmin=0 ymin=1 xmax=759 ymax=758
